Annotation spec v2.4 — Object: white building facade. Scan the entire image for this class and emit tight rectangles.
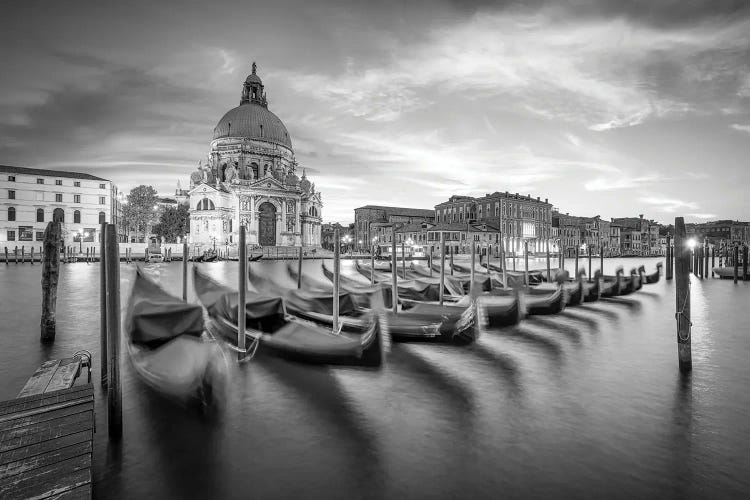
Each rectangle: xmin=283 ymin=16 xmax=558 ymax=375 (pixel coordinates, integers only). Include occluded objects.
xmin=188 ymin=64 xmax=322 ymax=250
xmin=0 ymin=165 xmax=120 ymax=250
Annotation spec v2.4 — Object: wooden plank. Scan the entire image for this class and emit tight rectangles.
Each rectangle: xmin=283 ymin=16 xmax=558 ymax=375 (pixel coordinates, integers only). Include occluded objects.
xmin=45 ymin=359 xmax=82 ymax=394
xmin=0 ymin=387 xmax=93 ymax=417
xmin=17 ymin=361 xmax=61 ymax=398
xmin=0 ymin=412 xmax=93 ymax=454
xmin=50 ymin=482 xmax=92 ymax=499
xmin=0 ymin=441 xmax=91 ymax=479
xmin=0 ymin=402 xmax=94 ymax=432
xmin=0 ymin=430 xmax=92 ymax=465
xmin=0 ymin=459 xmax=90 ymax=499
xmin=0 ymin=398 xmax=93 ymax=425
xmin=0 ymin=385 xmax=92 ymax=411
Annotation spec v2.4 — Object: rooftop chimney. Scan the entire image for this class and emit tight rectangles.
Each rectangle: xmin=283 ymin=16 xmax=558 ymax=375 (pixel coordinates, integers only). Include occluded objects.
xmin=545 ymin=198 xmax=548 ymax=203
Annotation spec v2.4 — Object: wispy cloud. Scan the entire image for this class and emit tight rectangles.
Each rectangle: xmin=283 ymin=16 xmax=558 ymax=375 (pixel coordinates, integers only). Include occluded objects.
xmin=731 ymin=123 xmax=750 ymax=134
xmin=687 ymin=213 xmax=718 ymax=219
xmin=639 ymin=196 xmax=699 ymax=212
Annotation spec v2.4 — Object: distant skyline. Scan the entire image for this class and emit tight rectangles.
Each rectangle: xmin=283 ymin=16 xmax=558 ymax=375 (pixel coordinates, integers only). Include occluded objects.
xmin=1 ymin=0 xmax=749 ymax=224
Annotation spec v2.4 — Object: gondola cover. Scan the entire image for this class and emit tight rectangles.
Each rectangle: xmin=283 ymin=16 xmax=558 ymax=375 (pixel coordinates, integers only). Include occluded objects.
xmin=126 ymin=269 xmax=204 ymax=347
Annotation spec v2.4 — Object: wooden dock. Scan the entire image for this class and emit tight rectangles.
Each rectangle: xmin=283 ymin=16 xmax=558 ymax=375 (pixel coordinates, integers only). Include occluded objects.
xmin=0 ymin=357 xmax=94 ymax=499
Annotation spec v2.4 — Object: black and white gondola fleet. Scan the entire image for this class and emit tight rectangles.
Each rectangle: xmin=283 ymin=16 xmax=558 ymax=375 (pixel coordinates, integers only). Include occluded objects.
xmin=124 ymin=255 xmax=661 ymax=406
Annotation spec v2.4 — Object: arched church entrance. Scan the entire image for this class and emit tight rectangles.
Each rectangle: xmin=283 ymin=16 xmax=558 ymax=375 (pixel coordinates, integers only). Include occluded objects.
xmin=258 ymin=202 xmax=277 ymax=246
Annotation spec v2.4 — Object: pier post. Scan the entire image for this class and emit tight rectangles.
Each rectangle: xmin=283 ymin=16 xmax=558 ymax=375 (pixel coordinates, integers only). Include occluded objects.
xmin=30 ymin=247 xmax=34 ymax=265
xmin=297 ymin=246 xmax=303 ymax=289
xmin=666 ymin=236 xmax=673 ymax=280
xmin=512 ymin=248 xmax=516 ymax=271
xmin=15 ymin=246 xmax=18 ymax=264
xmin=470 ymin=240 xmax=476 ymax=295
xmin=21 ymin=246 xmax=24 ymax=263
xmin=450 ymin=246 xmax=454 ymax=276
xmin=4 ymin=247 xmax=7 ymax=264
xmin=401 ymin=242 xmax=406 ymax=279
xmin=182 ymin=242 xmax=188 ymax=301
xmin=743 ymin=244 xmax=748 ymax=281
xmin=486 ymin=242 xmax=492 ymax=291
xmin=711 ymin=246 xmax=715 ymax=277
xmin=370 ymin=245 xmax=375 ymax=285
xmin=561 ymin=247 xmax=565 ymax=275
xmin=238 ymin=226 xmax=247 ymax=357
xmin=588 ymin=245 xmax=592 ymax=283
xmin=500 ymin=233 xmax=507 ymax=289
xmin=674 ymin=217 xmax=691 ymax=373
xmin=391 ymin=235 xmax=397 ymax=315
xmin=100 ymin=223 xmax=107 ymax=386
xmin=600 ymin=239 xmax=604 ymax=278
xmin=104 ymin=224 xmax=122 ymax=438
xmin=524 ymin=240 xmax=529 ymax=287
xmin=704 ymin=242 xmax=709 ymax=279
xmin=86 ymin=248 xmax=89 ymax=264
xmin=439 ymin=233 xmax=446 ymax=305
xmin=428 ymin=246 xmax=433 ymax=278
xmin=574 ymin=246 xmax=579 ymax=279
xmin=546 ymin=240 xmax=551 ymax=282
xmin=734 ymin=244 xmax=739 ymax=283
xmin=40 ymin=222 xmax=61 ymax=342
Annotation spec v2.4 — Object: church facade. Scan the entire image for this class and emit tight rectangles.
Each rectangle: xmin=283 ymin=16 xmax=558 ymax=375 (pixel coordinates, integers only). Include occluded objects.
xmin=188 ymin=63 xmax=322 ymax=249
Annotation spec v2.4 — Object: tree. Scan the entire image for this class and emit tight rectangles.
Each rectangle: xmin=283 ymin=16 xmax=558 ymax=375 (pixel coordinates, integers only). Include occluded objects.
xmin=153 ymin=204 xmax=190 ymax=243
xmin=122 ymin=185 xmax=159 ymax=242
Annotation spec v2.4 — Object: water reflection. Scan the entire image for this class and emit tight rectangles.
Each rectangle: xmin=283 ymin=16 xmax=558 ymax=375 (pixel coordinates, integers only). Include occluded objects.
xmin=1 ymin=257 xmax=750 ymax=498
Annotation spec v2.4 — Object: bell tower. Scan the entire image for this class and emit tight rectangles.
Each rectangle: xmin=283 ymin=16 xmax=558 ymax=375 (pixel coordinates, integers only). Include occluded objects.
xmin=240 ymin=62 xmax=268 ymax=108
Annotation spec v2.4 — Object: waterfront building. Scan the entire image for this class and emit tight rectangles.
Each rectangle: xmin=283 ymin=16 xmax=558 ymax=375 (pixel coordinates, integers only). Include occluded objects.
xmin=435 ymin=192 xmax=553 ymax=255
xmin=609 ymin=224 xmax=622 ymax=256
xmin=355 ymin=205 xmax=435 ymax=251
xmin=554 ymin=211 xmax=586 ymax=257
xmin=187 ymin=64 xmax=322 ymax=250
xmin=390 ymin=221 xmax=501 ymax=257
xmin=0 ymin=165 xmax=123 ymax=248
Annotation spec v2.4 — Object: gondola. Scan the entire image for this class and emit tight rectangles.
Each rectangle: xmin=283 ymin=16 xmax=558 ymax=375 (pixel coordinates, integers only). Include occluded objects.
xmin=281 ymin=263 xmax=481 ymax=344
xmin=249 ymin=254 xmax=263 ymax=262
xmin=353 ymin=261 xmax=465 ymax=301
xmin=125 ymin=268 xmax=227 ymax=405
xmin=600 ymin=268 xmax=624 ymax=298
xmin=643 ymin=263 xmax=662 ymax=284
xmin=524 ymin=285 xmax=566 ymax=315
xmin=582 ymin=271 xmax=602 ymax=302
xmin=617 ymin=269 xmax=640 ymax=296
xmin=193 ymin=268 xmax=386 ymax=366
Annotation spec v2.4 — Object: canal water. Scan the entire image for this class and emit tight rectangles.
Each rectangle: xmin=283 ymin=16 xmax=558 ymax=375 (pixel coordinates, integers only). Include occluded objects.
xmin=1 ymin=258 xmax=749 ymax=499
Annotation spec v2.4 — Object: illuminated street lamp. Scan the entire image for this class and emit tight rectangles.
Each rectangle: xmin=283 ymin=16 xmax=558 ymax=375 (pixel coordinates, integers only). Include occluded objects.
xmin=687 ymin=238 xmax=697 ymax=250
xmin=77 ymin=230 xmax=89 ymax=253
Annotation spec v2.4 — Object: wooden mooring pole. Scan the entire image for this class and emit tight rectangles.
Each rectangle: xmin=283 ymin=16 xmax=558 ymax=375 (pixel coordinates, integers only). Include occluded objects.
xmin=333 ymin=231 xmax=342 ymax=328
xmin=711 ymin=246 xmax=715 ymax=277
xmin=743 ymin=244 xmax=748 ymax=281
xmin=666 ymin=236 xmax=673 ymax=280
xmin=587 ymin=245 xmax=592 ymax=282
xmin=674 ymin=217 xmax=691 ymax=373
xmin=30 ymin=246 xmax=34 ymax=264
xmin=428 ymin=246 xmax=433 ymax=278
xmin=600 ymin=240 xmax=604 ymax=277
xmin=500 ymin=235 xmax=507 ymax=289
xmin=524 ymin=240 xmax=529 ymax=286
xmin=297 ymin=246 xmax=303 ymax=289
xmin=390 ymin=235 xmax=397 ymax=315
xmin=100 ymin=224 xmax=107 ymax=386
xmin=401 ymin=242 xmax=406 ymax=279
xmin=734 ymin=244 xmax=739 ymax=284
xmin=439 ymin=233 xmax=446 ymax=305
xmin=574 ymin=246 xmax=579 ymax=278
xmin=470 ymin=240 xmax=476 ymax=295
xmin=546 ymin=240 xmax=551 ymax=282
xmin=238 ymin=227 xmax=247 ymax=358
xmin=182 ymin=242 xmax=188 ymax=301
xmin=704 ymin=242 xmax=710 ymax=279
xmin=40 ymin=222 xmax=61 ymax=342
xmin=15 ymin=246 xmax=18 ymax=264
xmin=486 ymin=242 xmax=492 ymax=291
xmin=370 ymin=245 xmax=375 ymax=285
xmin=105 ymin=224 xmax=122 ymax=438
xmin=449 ymin=246 xmax=454 ymax=276
xmin=4 ymin=246 xmax=7 ymax=264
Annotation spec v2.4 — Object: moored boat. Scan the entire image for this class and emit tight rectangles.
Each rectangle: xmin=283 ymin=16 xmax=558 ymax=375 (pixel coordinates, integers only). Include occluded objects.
xmin=643 ymin=263 xmax=663 ymax=284
xmin=193 ymin=268 xmax=387 ymax=366
xmin=125 ymin=268 xmax=227 ymax=406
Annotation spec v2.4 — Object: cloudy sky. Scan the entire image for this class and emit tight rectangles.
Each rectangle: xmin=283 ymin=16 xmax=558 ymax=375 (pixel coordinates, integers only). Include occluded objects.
xmin=1 ymin=0 xmax=749 ymax=224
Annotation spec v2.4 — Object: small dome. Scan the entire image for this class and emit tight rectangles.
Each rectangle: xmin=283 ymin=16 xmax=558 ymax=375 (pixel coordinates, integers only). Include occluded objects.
xmin=245 ymin=73 xmax=262 ymax=85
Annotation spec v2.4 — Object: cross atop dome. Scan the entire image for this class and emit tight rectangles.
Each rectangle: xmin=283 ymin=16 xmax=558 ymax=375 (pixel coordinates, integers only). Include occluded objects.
xmin=241 ymin=62 xmax=267 ymax=107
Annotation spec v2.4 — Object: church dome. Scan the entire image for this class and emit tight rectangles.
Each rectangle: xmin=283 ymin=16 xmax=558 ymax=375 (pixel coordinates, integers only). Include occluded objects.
xmin=213 ymin=103 xmax=293 ymax=149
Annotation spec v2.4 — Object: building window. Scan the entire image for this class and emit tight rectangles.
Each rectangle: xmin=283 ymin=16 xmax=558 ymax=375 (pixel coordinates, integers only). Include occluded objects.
xmin=55 ymin=193 xmax=63 ymax=202
xmin=99 ymin=196 xmax=106 ymax=205
xmin=74 ymin=181 xmax=81 ymax=187
xmin=36 ymin=231 xmax=44 ymax=241
xmin=74 ymin=210 xmax=81 ymax=223
xmin=53 ymin=208 xmax=64 ymax=223
xmin=36 ymin=208 xmax=44 ymax=222
xmin=8 ymin=190 xmax=14 ymax=199
xmin=37 ymin=178 xmax=44 ymax=184
xmin=7 ymin=230 xmax=15 ymax=241
xmin=8 ymin=207 xmax=16 ymax=221
xmin=196 ymin=198 xmax=215 ymax=211
xmin=74 ymin=194 xmax=81 ymax=203
xmin=55 ymin=179 xmax=62 ymax=186
xmin=99 ymin=211 xmax=105 ymax=224
xmin=99 ymin=183 xmax=106 ymax=189
xmin=8 ymin=175 xmax=15 ymax=182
